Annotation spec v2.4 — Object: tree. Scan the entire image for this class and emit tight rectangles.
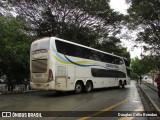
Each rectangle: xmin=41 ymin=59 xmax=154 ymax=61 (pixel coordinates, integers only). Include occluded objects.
xmin=130 ymin=56 xmax=158 ymax=77
xmin=0 ymin=0 xmax=131 ymax=91
xmin=131 ymin=57 xmax=141 ymax=75
xmin=0 ymin=14 xmax=32 ymax=90
xmin=95 ymin=36 xmax=130 ymax=60
xmin=127 ymin=0 xmax=160 ymax=56
xmin=1 ymin=0 xmax=124 ymax=46
xmin=0 ymin=0 xmax=130 ymax=57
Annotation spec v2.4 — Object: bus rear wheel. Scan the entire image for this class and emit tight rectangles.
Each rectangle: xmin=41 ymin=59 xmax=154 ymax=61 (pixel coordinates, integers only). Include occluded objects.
xmin=122 ymin=84 xmax=125 ymax=88
xmin=85 ymin=81 xmax=93 ymax=92
xmin=118 ymin=81 xmax=123 ymax=88
xmin=75 ymin=82 xmax=83 ymax=94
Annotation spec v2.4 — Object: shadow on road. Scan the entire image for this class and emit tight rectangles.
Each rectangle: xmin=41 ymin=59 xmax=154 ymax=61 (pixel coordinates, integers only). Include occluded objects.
xmin=41 ymin=86 xmax=130 ymax=98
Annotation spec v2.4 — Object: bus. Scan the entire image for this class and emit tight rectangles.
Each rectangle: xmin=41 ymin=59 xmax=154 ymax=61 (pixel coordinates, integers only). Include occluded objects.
xmin=30 ymin=37 xmax=130 ymax=93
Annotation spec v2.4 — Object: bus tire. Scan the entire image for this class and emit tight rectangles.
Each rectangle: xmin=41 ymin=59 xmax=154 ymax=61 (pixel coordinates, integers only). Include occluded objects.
xmin=85 ymin=81 xmax=93 ymax=93
xmin=118 ymin=81 xmax=123 ymax=88
xmin=75 ymin=82 xmax=83 ymax=94
xmin=122 ymin=84 xmax=125 ymax=88
xmin=122 ymin=81 xmax=126 ymax=88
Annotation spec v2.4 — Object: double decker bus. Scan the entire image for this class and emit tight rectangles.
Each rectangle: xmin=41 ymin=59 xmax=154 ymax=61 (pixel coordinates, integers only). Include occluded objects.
xmin=30 ymin=37 xmax=130 ymax=93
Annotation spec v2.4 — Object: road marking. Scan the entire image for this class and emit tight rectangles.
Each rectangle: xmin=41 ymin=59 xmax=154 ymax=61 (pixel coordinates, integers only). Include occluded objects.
xmin=79 ymin=98 xmax=129 ymax=120
xmin=118 ymin=106 xmax=144 ymax=120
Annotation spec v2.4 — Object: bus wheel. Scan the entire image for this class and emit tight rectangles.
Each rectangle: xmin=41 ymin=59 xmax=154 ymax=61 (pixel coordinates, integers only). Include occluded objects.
xmin=122 ymin=82 xmax=125 ymax=88
xmin=75 ymin=82 xmax=83 ymax=94
xmin=85 ymin=81 xmax=93 ymax=93
xmin=118 ymin=81 xmax=123 ymax=88
xmin=122 ymin=84 xmax=125 ymax=88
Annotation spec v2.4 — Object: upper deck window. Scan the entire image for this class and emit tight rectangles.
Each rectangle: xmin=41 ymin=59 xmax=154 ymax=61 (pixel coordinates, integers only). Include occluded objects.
xmin=55 ymin=40 xmax=123 ymax=65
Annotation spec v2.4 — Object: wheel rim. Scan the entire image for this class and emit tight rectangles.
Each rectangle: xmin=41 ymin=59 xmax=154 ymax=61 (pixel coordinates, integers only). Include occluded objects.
xmin=76 ymin=84 xmax=82 ymax=93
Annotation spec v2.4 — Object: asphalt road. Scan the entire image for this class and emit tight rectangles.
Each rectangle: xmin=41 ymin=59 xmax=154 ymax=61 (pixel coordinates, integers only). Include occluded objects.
xmin=0 ymin=80 xmax=148 ymax=120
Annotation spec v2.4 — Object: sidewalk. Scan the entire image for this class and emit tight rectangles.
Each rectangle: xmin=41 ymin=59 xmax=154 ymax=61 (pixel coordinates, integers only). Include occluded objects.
xmin=137 ymin=83 xmax=160 ymax=113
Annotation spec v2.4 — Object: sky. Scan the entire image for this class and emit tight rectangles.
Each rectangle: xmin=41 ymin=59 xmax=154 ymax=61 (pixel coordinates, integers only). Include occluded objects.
xmin=109 ymin=0 xmax=142 ymax=58
xmin=109 ymin=0 xmax=130 ymax=14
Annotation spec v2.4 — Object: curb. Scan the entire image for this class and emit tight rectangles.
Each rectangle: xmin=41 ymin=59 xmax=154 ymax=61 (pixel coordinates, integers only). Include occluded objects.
xmin=137 ymin=85 xmax=160 ymax=113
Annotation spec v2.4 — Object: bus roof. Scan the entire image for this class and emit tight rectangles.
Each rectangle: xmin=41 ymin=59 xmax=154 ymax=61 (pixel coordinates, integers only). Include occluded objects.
xmin=53 ymin=37 xmax=125 ymax=59
xmin=34 ymin=36 xmax=125 ymax=59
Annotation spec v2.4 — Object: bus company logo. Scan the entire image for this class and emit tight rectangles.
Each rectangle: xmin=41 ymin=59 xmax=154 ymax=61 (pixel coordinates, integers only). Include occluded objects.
xmin=106 ymin=64 xmax=119 ymax=69
xmin=32 ymin=49 xmax=48 ymax=55
xmin=1 ymin=112 xmax=42 ymax=118
xmin=2 ymin=112 xmax=11 ymax=117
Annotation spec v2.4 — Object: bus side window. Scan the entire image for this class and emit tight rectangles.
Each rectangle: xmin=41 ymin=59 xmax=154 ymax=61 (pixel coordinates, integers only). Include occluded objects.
xmin=89 ymin=50 xmax=97 ymax=61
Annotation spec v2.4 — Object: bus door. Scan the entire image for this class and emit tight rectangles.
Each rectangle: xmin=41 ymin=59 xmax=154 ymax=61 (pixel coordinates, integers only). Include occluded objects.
xmin=67 ymin=66 xmax=75 ymax=90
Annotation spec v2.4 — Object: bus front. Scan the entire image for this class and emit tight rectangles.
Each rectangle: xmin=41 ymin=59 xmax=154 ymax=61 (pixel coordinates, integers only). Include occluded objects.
xmin=30 ymin=37 xmax=55 ymax=90
xmin=123 ymin=58 xmax=131 ymax=85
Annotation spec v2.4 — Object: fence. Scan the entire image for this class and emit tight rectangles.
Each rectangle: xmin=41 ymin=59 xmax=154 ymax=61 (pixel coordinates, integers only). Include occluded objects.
xmin=0 ymin=84 xmax=7 ymax=91
xmin=0 ymin=84 xmax=30 ymax=92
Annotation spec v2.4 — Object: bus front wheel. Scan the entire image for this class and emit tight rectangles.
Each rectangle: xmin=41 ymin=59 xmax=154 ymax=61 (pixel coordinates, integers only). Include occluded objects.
xmin=85 ymin=81 xmax=93 ymax=92
xmin=75 ymin=82 xmax=83 ymax=94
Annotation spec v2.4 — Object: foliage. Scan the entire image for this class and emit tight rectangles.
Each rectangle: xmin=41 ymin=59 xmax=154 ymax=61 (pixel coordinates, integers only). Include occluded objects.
xmin=130 ymin=56 xmax=159 ymax=76
xmin=95 ymin=36 xmax=130 ymax=61
xmin=0 ymin=0 xmax=131 ymax=87
xmin=1 ymin=0 xmax=129 ymax=57
xmin=0 ymin=14 xmax=32 ymax=84
xmin=130 ymin=57 xmax=141 ymax=75
xmin=127 ymin=0 xmax=160 ymax=55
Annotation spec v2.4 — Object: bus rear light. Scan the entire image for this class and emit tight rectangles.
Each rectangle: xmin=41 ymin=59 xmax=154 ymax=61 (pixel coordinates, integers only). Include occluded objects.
xmin=48 ymin=69 xmax=53 ymax=82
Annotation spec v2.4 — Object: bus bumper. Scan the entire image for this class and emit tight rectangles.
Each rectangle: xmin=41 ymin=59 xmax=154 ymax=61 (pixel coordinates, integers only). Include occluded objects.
xmin=30 ymin=81 xmax=55 ymax=90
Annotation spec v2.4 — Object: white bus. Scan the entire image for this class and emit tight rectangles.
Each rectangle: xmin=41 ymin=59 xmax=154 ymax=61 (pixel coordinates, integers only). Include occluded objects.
xmin=30 ymin=37 xmax=130 ymax=93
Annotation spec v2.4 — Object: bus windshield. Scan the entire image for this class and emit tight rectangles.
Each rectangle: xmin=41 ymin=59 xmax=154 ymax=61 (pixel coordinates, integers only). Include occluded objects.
xmin=32 ymin=59 xmax=47 ymax=73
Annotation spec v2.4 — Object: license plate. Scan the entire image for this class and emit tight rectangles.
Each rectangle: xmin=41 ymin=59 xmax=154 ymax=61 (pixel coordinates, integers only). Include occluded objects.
xmin=35 ymin=74 xmax=42 ymax=77
xmin=36 ymin=84 xmax=41 ymax=87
